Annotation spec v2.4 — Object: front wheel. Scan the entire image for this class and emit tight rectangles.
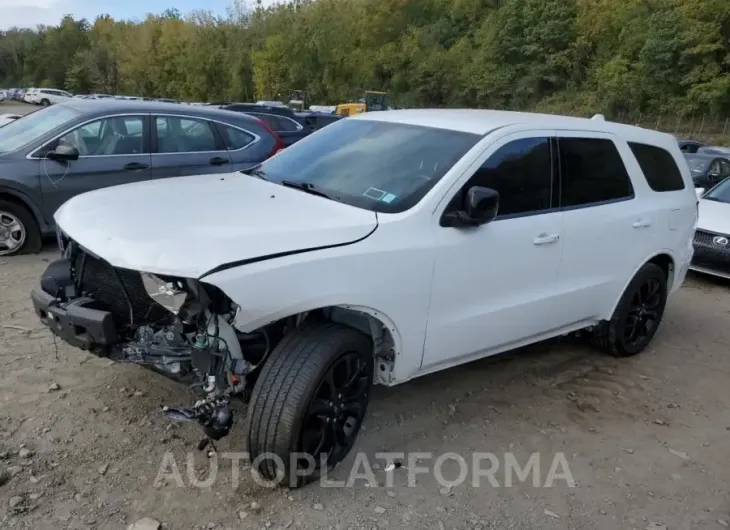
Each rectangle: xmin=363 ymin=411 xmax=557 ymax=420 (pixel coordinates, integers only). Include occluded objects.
xmin=245 ymin=322 xmax=373 ymax=488
xmin=591 ymin=262 xmax=668 ymax=357
xmin=0 ymin=200 xmax=42 ymax=256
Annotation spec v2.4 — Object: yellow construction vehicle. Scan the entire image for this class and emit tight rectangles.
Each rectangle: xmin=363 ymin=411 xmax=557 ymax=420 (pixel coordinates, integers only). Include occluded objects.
xmin=335 ymin=91 xmax=389 ymax=117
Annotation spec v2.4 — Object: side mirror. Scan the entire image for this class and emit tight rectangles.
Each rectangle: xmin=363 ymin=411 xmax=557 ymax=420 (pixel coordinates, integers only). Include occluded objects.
xmin=48 ymin=143 xmax=79 ymax=161
xmin=441 ymin=186 xmax=500 ymax=227
xmin=695 ymin=187 xmax=705 ymax=198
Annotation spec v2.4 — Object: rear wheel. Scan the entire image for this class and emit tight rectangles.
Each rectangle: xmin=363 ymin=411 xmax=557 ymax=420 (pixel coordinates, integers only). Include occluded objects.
xmin=245 ymin=323 xmax=373 ymax=488
xmin=591 ymin=263 xmax=668 ymax=357
xmin=40 ymin=99 xmax=50 ymax=106
xmin=0 ymin=200 xmax=42 ymax=256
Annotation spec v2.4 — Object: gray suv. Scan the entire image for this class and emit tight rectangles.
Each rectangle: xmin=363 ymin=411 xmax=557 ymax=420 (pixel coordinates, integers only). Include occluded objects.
xmin=0 ymin=100 xmax=282 ymax=256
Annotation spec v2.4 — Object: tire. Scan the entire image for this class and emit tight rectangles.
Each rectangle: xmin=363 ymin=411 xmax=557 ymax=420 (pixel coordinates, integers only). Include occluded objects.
xmin=0 ymin=199 xmax=42 ymax=257
xmin=246 ymin=322 xmax=373 ymax=488
xmin=40 ymin=99 xmax=50 ymax=107
xmin=591 ymin=263 xmax=668 ymax=357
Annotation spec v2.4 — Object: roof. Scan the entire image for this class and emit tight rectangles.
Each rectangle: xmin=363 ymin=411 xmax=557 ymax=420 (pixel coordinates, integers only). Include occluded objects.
xmin=58 ymin=98 xmax=262 ymax=123
xmin=351 ymin=108 xmax=675 ymax=142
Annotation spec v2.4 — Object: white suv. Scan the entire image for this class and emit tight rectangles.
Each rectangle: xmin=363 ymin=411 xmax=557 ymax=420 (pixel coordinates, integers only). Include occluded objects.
xmin=31 ymin=109 xmax=696 ymax=487
xmin=28 ymin=88 xmax=72 ymax=106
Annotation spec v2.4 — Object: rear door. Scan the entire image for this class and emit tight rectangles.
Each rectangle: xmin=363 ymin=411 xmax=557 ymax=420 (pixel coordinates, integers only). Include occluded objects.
xmin=36 ymin=114 xmax=152 ymax=215
xmin=148 ymin=115 xmax=232 ymax=178
xmin=551 ymin=133 xmax=651 ymax=324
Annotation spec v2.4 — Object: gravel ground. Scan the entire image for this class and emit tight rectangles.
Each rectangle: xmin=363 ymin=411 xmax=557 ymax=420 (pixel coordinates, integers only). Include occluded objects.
xmin=1 ymin=246 xmax=730 ymax=530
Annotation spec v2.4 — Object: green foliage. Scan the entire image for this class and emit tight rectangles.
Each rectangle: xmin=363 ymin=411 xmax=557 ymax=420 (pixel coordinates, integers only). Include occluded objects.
xmin=1 ymin=0 xmax=729 ymax=116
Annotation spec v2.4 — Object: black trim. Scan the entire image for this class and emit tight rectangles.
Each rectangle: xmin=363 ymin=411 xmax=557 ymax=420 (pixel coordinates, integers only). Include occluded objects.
xmin=142 ymin=114 xmax=152 ymax=154
xmin=150 ymin=115 xmax=159 ymax=153
xmin=198 ymin=221 xmax=379 ymax=279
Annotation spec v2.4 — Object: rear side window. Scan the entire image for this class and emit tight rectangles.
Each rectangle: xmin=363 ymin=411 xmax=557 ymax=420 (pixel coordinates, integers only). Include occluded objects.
xmin=628 ymin=142 xmax=685 ymax=191
xmin=558 ymin=138 xmax=634 ymax=207
xmin=217 ymin=124 xmax=255 ymax=150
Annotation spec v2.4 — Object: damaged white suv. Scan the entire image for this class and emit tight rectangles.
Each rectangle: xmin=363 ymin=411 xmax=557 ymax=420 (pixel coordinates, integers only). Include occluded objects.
xmin=32 ymin=110 xmax=696 ymax=486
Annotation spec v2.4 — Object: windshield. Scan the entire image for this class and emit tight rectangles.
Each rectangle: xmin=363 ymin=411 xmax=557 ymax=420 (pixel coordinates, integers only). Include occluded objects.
xmin=686 ymin=156 xmax=711 ymax=174
xmin=704 ymin=178 xmax=730 ymax=203
xmin=0 ymin=105 xmax=81 ymax=153
xmin=253 ymin=119 xmax=480 ymax=213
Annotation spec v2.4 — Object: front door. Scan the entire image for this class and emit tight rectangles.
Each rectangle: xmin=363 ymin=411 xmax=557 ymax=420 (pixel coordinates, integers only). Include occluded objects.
xmin=422 ymin=134 xmax=565 ymax=370
xmin=38 ymin=114 xmax=151 ymax=217
xmin=149 ymin=115 xmax=232 ymax=178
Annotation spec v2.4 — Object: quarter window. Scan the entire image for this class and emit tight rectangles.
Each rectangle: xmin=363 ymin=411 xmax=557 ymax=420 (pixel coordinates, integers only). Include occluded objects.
xmin=155 ymin=116 xmax=218 ymax=153
xmin=56 ymin=116 xmax=144 ymax=156
xmin=462 ymin=137 xmax=553 ymax=217
xmin=217 ymin=124 xmax=255 ymax=150
xmin=628 ymin=142 xmax=685 ymax=192
xmin=558 ymin=138 xmax=633 ymax=207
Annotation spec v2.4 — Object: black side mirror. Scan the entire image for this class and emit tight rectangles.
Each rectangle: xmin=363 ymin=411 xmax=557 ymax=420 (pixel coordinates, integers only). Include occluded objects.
xmin=48 ymin=143 xmax=79 ymax=161
xmin=441 ymin=186 xmax=500 ymax=227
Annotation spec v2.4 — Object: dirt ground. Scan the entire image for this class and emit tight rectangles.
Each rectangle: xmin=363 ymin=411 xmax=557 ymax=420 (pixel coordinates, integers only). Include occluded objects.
xmin=0 ymin=244 xmax=729 ymax=530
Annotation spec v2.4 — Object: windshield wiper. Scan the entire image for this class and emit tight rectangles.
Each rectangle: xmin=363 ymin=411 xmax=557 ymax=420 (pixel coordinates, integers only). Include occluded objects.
xmin=241 ymin=166 xmax=268 ymax=180
xmin=281 ymin=180 xmax=338 ymax=201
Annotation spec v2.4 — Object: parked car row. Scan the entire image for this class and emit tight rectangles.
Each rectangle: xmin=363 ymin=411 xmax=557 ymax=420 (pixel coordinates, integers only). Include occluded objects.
xmin=0 ymin=99 xmax=286 ymax=256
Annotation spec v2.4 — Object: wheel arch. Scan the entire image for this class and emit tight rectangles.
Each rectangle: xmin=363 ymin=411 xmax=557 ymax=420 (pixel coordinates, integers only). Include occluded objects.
xmin=0 ymin=188 xmax=45 ymax=231
xmin=241 ymin=304 xmax=403 ymax=386
xmin=608 ymin=251 xmax=675 ymax=317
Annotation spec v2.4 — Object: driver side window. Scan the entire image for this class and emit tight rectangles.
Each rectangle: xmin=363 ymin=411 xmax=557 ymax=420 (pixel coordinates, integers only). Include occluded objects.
xmin=54 ymin=116 xmax=144 ymax=156
xmin=448 ymin=137 xmax=554 ymax=218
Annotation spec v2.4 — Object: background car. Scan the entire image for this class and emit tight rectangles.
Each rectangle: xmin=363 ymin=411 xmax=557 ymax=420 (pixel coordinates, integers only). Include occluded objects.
xmin=697 ymin=145 xmax=730 ymax=155
xmin=692 ymin=177 xmax=730 ymax=279
xmin=295 ymin=110 xmax=343 ymax=131
xmin=221 ymin=102 xmax=310 ymax=146
xmin=23 ymin=88 xmax=39 ymax=103
xmin=28 ymin=88 xmax=73 ymax=106
xmin=0 ymin=99 xmax=283 ymax=256
xmin=684 ymin=153 xmax=730 ymax=188
xmin=678 ymin=139 xmax=705 ymax=154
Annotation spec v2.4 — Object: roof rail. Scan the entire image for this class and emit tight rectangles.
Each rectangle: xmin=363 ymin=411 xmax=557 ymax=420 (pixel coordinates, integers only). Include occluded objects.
xmin=591 ymin=114 xmax=606 ymax=121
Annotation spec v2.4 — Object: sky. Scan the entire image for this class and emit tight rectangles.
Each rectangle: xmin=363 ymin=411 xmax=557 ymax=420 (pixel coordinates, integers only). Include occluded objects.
xmin=0 ymin=0 xmax=278 ymax=30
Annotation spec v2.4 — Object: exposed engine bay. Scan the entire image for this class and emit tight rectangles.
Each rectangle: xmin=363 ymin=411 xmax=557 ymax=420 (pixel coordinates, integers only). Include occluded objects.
xmin=32 ymin=238 xmax=290 ymax=452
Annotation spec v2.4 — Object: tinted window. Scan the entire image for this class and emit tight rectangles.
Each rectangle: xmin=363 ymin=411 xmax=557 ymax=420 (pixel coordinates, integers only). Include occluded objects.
xmin=218 ymin=124 xmax=255 ymax=150
xmin=254 ymin=119 xmax=480 ymax=213
xmin=628 ymin=142 xmax=685 ymax=191
xmin=156 ymin=116 xmax=218 ymax=153
xmin=719 ymin=159 xmax=730 ymax=176
xmin=57 ymin=116 xmax=144 ymax=156
xmin=0 ymin=105 xmax=81 ymax=153
xmin=558 ymin=138 xmax=633 ymax=207
xmin=250 ymin=113 xmax=300 ymax=133
xmin=463 ymin=138 xmax=553 ymax=217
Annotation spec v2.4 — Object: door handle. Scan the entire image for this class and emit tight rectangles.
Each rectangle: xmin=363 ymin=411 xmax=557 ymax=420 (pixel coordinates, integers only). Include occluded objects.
xmin=533 ymin=233 xmax=560 ymax=245
xmin=209 ymin=157 xmax=229 ymax=166
xmin=124 ymin=162 xmax=148 ymax=171
xmin=632 ymin=219 xmax=651 ymax=229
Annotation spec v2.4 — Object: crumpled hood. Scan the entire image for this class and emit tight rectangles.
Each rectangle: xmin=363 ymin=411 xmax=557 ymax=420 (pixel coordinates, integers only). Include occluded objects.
xmin=55 ymin=173 xmax=378 ymax=278
xmin=697 ymin=199 xmax=730 ymax=235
